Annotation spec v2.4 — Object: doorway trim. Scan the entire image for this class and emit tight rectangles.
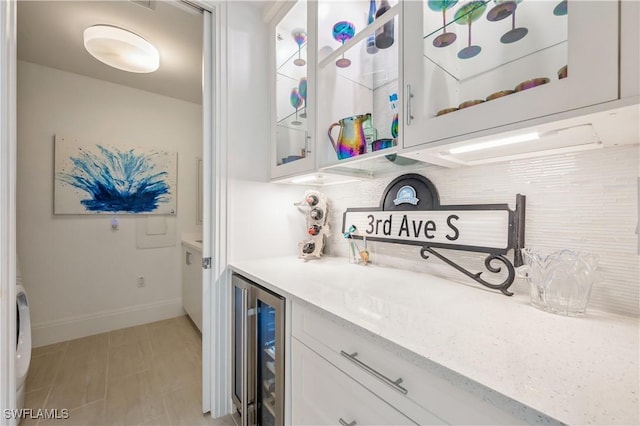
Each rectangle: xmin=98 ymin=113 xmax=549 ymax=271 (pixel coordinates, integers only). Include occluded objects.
xmin=195 ymin=0 xmax=229 ymax=417
xmin=0 ymin=0 xmax=230 ymax=420
xmin=0 ymin=0 xmax=17 ymax=423
xmin=201 ymin=0 xmax=231 ymax=417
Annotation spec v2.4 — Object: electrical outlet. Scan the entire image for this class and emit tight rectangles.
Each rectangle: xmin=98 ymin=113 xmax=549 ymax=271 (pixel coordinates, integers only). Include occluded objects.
xmin=137 ymin=276 xmax=145 ymax=288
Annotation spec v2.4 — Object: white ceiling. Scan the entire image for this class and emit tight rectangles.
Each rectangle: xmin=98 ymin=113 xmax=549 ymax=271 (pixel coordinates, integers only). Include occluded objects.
xmin=17 ymin=0 xmax=204 ymax=104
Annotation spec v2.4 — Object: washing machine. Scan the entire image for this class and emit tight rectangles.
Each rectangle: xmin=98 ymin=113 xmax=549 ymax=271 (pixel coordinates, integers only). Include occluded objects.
xmin=15 ymin=262 xmax=32 ymax=413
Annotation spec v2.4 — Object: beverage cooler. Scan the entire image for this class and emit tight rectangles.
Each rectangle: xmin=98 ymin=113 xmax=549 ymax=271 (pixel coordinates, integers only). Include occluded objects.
xmin=232 ymin=273 xmax=285 ymax=426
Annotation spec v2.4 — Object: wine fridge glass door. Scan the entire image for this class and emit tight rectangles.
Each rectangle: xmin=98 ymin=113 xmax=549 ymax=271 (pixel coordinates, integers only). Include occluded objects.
xmin=257 ymin=299 xmax=277 ymax=425
xmin=255 ymin=287 xmax=285 ymax=426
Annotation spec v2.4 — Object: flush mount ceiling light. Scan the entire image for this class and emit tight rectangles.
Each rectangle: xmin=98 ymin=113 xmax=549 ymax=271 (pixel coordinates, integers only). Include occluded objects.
xmin=83 ymin=25 xmax=159 ymax=73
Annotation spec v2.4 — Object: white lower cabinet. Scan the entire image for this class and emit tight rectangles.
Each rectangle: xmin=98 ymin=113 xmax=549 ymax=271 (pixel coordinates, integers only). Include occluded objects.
xmin=181 ymin=244 xmax=202 ymax=332
xmin=291 ymin=300 xmax=549 ymax=425
xmin=291 ymin=337 xmax=416 ymax=426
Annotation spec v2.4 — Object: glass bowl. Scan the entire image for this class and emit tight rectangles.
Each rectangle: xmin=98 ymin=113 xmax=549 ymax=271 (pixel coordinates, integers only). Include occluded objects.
xmin=517 ymin=248 xmax=599 ymax=316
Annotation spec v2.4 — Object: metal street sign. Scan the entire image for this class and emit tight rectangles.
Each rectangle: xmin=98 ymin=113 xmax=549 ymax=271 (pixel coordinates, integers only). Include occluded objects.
xmin=342 ymin=174 xmax=525 ymax=295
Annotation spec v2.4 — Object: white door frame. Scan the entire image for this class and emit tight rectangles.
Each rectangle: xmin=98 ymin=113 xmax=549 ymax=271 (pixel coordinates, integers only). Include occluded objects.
xmin=198 ymin=0 xmax=230 ymax=417
xmin=0 ymin=0 xmax=230 ymax=420
xmin=200 ymin=0 xmax=231 ymax=417
xmin=0 ymin=0 xmax=17 ymax=423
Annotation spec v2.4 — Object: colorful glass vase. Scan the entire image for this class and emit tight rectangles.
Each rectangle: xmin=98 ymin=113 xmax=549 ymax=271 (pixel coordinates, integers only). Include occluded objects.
xmin=366 ymin=0 xmax=378 ymax=54
xmin=391 ymin=113 xmax=399 ymax=138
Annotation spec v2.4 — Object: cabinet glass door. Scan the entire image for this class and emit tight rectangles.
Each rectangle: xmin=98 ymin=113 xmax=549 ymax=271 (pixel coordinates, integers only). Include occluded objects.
xmin=272 ymin=0 xmax=314 ymax=179
xmin=316 ymin=0 xmax=400 ymax=168
xmin=403 ymin=0 xmax=619 ymax=147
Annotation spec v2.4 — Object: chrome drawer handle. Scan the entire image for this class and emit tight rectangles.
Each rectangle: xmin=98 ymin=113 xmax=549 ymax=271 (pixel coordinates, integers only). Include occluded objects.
xmin=340 ymin=351 xmax=408 ymax=395
xmin=339 ymin=418 xmax=356 ymax=426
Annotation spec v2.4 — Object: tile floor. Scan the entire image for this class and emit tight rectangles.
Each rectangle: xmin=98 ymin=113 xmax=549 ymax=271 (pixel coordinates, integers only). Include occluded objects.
xmin=22 ymin=316 xmax=234 ymax=426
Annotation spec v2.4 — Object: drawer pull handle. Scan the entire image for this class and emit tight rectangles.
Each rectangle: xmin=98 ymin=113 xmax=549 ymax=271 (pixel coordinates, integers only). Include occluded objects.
xmin=340 ymin=351 xmax=408 ymax=395
xmin=339 ymin=418 xmax=356 ymax=426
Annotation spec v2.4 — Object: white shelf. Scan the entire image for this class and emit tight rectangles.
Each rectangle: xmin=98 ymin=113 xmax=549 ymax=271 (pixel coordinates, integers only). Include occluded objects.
xmin=276 ymin=44 xmax=308 ymax=80
xmin=277 ymin=108 xmax=309 ymax=129
xmin=266 ymin=360 xmax=276 ymax=375
xmin=320 ymin=148 xmax=429 ymax=178
xmin=422 ymin=1 xmax=568 ymax=81
xmin=263 ymin=396 xmax=276 ymax=418
xmin=264 ymin=346 xmax=276 ymax=359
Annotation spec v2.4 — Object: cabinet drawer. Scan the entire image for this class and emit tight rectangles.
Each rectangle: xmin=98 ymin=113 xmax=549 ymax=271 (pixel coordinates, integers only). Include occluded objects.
xmin=292 ymin=301 xmax=535 ymax=425
xmin=291 ymin=337 xmax=415 ymax=426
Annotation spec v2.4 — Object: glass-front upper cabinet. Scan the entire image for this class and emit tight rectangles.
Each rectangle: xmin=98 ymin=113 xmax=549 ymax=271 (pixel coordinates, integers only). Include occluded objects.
xmin=403 ymin=0 xmax=619 ymax=148
xmin=271 ymin=0 xmax=315 ymax=180
xmin=315 ymin=0 xmax=401 ymax=168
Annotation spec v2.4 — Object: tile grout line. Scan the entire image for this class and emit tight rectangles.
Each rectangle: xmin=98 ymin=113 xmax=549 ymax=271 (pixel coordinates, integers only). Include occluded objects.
xmin=37 ymin=341 xmax=70 ymax=426
xmin=145 ymin=321 xmax=163 ymax=423
xmin=146 ymin=321 xmax=174 ymax=425
xmin=45 ymin=336 xmax=110 ymax=423
xmin=103 ymin=331 xmax=112 ymax=426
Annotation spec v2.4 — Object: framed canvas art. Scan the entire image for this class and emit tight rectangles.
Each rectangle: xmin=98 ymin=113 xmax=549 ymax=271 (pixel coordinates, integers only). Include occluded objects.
xmin=54 ymin=135 xmax=177 ymax=215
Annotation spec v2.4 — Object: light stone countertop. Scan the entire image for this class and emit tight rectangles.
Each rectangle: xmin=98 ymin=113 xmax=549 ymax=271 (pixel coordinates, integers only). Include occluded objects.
xmin=181 ymin=234 xmax=202 ymax=252
xmin=229 ymin=256 xmax=640 ymax=426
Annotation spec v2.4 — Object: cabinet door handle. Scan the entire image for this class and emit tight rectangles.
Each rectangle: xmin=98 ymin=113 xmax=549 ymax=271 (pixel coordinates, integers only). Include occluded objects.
xmin=339 ymin=419 xmax=356 ymax=426
xmin=340 ymin=350 xmax=408 ymax=395
xmin=406 ymin=84 xmax=415 ymax=126
xmin=304 ymin=131 xmax=312 ymax=154
xmin=186 ymin=251 xmax=192 ymax=266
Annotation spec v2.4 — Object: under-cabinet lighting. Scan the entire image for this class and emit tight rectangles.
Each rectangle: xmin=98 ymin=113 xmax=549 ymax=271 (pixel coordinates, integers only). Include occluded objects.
xmin=448 ymin=132 xmax=540 ymax=154
xmin=291 ymin=175 xmax=319 ymax=184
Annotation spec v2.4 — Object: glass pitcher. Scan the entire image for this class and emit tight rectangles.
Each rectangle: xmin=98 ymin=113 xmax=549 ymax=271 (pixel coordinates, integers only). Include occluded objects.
xmin=517 ymin=248 xmax=599 ymax=316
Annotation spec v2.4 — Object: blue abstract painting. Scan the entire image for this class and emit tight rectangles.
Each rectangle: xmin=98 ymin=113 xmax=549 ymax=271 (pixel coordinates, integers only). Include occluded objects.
xmin=54 ymin=136 xmax=177 ymax=214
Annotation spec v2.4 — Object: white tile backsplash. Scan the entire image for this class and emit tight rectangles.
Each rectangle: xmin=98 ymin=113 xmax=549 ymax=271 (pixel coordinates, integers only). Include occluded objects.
xmin=322 ymin=145 xmax=640 ymax=317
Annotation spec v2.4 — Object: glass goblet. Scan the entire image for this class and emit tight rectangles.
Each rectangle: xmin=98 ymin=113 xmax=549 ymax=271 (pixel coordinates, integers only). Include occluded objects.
xmin=454 ymin=0 xmax=487 ymax=59
xmin=291 ymin=29 xmax=307 ymax=66
xmin=290 ymin=87 xmax=303 ymax=125
xmin=298 ymin=77 xmax=308 ymax=118
xmin=428 ymin=0 xmax=458 ymax=48
xmin=332 ymin=21 xmax=356 ymax=68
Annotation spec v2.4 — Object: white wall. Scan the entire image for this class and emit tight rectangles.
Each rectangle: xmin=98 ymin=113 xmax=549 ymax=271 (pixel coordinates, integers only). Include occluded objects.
xmin=17 ymin=61 xmax=203 ymax=346
xmin=322 ymin=145 xmax=640 ymax=317
xmin=226 ymin=2 xmax=308 ymax=263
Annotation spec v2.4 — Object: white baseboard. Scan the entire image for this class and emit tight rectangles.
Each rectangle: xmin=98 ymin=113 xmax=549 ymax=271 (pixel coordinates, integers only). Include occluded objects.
xmin=31 ymin=298 xmax=185 ymax=347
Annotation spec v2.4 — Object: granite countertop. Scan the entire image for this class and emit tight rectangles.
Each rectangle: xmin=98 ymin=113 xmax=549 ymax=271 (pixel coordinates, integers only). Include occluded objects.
xmin=229 ymin=256 xmax=639 ymax=426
